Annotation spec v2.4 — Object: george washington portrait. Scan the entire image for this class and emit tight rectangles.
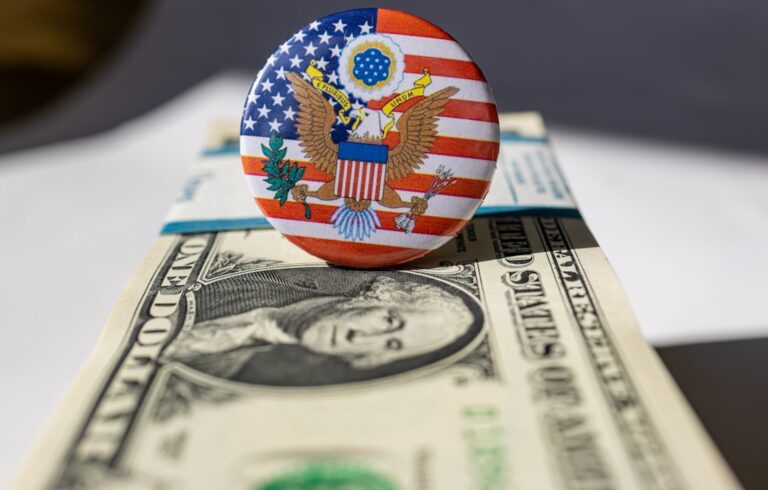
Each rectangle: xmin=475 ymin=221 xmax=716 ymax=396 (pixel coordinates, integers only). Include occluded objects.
xmin=160 ymin=266 xmax=484 ymax=386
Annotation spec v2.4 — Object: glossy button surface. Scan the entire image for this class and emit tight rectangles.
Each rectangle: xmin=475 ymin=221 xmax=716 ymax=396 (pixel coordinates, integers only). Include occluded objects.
xmin=241 ymin=8 xmax=499 ymax=268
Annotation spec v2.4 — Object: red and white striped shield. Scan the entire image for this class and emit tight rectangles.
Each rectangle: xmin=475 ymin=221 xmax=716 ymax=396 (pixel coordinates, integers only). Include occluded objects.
xmin=334 ymin=141 xmax=388 ymax=201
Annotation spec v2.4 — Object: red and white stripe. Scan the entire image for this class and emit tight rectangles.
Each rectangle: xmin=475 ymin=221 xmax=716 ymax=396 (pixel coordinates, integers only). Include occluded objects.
xmin=335 ymin=160 xmax=387 ymax=201
xmin=241 ymin=138 xmax=496 ymax=182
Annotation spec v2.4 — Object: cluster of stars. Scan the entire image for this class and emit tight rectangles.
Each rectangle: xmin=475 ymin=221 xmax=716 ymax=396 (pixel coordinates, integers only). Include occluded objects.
xmin=241 ymin=13 xmax=377 ymax=141
xmin=353 ymin=48 xmax=391 ymax=86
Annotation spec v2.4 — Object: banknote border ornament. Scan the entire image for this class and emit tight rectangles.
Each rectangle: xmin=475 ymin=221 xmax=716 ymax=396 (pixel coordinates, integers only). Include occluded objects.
xmin=536 ymin=217 xmax=683 ymax=489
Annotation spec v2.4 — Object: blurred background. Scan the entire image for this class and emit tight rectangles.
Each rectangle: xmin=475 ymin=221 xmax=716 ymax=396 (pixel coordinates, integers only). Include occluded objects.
xmin=2 ymin=0 xmax=768 ymax=153
xmin=0 ymin=0 xmax=766 ymax=488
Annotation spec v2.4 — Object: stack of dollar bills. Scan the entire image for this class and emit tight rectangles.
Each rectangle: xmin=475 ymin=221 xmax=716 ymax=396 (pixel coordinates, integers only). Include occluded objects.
xmin=13 ymin=113 xmax=740 ymax=489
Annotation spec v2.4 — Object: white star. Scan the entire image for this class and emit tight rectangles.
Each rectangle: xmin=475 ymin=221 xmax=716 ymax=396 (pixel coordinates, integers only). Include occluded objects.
xmin=271 ymin=92 xmax=286 ymax=106
xmin=243 ymin=116 xmax=256 ymax=130
xmin=308 ymin=20 xmax=321 ymax=31
xmin=303 ymin=42 xmax=317 ymax=56
xmin=315 ymin=57 xmax=329 ymax=70
xmin=359 ymin=21 xmax=373 ymax=34
xmin=286 ymin=84 xmax=295 ymax=94
xmin=266 ymin=54 xmax=277 ymax=66
xmin=332 ymin=19 xmax=346 ymax=32
xmin=329 ymin=98 xmax=337 ymax=107
xmin=329 ymin=44 xmax=341 ymax=58
xmin=283 ymin=106 xmax=296 ymax=120
xmin=301 ymin=71 xmax=312 ymax=82
xmin=268 ymin=118 xmax=281 ymax=132
xmin=351 ymin=101 xmax=363 ymax=110
xmin=327 ymin=71 xmax=339 ymax=84
xmin=289 ymin=55 xmax=302 ymax=68
xmin=247 ymin=93 xmax=258 ymax=105
xmin=293 ymin=30 xmax=306 ymax=42
xmin=260 ymin=78 xmax=274 ymax=92
xmin=256 ymin=104 xmax=270 ymax=119
xmin=318 ymin=31 xmax=332 ymax=45
xmin=275 ymin=66 xmax=288 ymax=80
xmin=344 ymin=33 xmax=354 ymax=43
xmin=278 ymin=41 xmax=291 ymax=54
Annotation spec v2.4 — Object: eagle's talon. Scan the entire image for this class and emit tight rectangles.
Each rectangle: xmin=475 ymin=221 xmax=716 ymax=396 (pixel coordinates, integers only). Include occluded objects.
xmin=410 ymin=196 xmax=428 ymax=217
xmin=292 ymin=184 xmax=309 ymax=203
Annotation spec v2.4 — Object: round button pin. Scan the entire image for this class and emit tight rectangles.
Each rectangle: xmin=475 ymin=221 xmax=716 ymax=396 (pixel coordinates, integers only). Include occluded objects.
xmin=241 ymin=8 xmax=499 ymax=268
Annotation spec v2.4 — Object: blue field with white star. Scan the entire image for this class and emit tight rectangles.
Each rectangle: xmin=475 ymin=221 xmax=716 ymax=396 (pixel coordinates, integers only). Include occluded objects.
xmin=241 ymin=9 xmax=378 ymax=143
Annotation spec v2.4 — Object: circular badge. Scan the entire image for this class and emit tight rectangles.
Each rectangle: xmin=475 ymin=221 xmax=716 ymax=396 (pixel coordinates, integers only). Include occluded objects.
xmin=241 ymin=9 xmax=499 ymax=268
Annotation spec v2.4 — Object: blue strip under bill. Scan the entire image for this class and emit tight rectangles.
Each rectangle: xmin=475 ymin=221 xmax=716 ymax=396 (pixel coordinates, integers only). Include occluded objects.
xmin=161 ymin=217 xmax=271 ymax=234
xmin=500 ymin=133 xmax=549 ymax=144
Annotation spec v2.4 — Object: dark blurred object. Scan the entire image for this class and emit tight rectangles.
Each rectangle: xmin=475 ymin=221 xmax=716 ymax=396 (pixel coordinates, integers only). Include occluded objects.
xmin=659 ymin=337 xmax=768 ymax=490
xmin=0 ymin=0 xmax=145 ymax=126
xmin=0 ymin=0 xmax=767 ymax=154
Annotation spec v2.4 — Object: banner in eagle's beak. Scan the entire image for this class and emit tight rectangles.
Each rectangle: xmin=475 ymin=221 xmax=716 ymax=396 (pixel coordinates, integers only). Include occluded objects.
xmin=305 ymin=60 xmax=360 ymax=128
xmin=380 ymin=69 xmax=432 ymax=138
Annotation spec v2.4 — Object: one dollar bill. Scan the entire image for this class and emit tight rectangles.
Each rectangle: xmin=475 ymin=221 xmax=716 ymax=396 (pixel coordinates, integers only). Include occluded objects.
xmin=13 ymin=114 xmax=739 ymax=489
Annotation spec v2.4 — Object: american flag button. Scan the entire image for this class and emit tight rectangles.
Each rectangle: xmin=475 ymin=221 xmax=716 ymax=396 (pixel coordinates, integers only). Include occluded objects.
xmin=241 ymin=8 xmax=499 ymax=268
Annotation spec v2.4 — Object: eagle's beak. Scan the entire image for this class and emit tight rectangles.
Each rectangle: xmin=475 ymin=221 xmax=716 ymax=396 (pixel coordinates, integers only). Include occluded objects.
xmin=351 ymin=107 xmax=364 ymax=131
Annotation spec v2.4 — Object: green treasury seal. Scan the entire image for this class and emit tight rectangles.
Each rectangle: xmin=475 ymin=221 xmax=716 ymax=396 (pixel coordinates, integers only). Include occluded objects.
xmin=255 ymin=459 xmax=399 ymax=490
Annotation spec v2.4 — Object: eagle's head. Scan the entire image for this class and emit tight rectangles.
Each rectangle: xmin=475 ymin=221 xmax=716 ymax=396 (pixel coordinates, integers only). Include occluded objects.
xmin=349 ymin=108 xmax=386 ymax=142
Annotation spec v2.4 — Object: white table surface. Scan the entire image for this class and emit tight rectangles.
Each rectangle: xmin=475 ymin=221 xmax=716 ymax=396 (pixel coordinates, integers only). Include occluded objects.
xmin=0 ymin=73 xmax=766 ymax=485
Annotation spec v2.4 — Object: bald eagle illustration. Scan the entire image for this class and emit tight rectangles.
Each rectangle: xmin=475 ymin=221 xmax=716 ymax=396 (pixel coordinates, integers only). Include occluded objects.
xmin=285 ymin=71 xmax=459 ymax=240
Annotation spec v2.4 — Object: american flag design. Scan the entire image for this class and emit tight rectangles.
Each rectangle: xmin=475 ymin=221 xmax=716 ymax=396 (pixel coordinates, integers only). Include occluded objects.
xmin=240 ymin=8 xmax=499 ymax=268
xmin=335 ymin=142 xmax=388 ymax=201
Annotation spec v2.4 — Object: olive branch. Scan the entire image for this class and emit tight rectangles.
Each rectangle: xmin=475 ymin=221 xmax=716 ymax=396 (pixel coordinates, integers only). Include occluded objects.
xmin=261 ymin=133 xmax=311 ymax=218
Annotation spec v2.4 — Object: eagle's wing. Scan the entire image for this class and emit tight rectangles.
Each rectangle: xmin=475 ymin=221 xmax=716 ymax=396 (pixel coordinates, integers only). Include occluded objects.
xmin=387 ymin=86 xmax=459 ymax=180
xmin=286 ymin=71 xmax=338 ymax=175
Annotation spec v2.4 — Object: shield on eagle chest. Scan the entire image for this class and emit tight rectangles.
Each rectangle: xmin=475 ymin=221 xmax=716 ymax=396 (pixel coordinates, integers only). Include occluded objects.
xmin=334 ymin=141 xmax=389 ymax=201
